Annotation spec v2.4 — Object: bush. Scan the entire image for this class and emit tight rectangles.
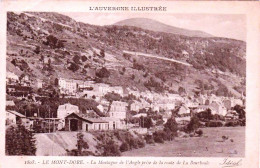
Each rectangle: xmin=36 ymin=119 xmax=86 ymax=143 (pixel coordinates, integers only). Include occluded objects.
xmin=100 ymin=49 xmax=105 ymax=57
xmin=128 ymin=137 xmax=139 ymax=149
xmin=81 ymin=56 xmax=88 ymax=62
xmin=68 ymin=62 xmax=79 ymax=72
xmin=195 ymin=129 xmax=203 ymax=137
xmin=145 ymin=134 xmax=154 ymax=144
xmin=34 ymin=45 xmax=40 ymax=54
xmin=102 ymin=140 xmax=121 ymax=156
xmin=120 ymin=142 xmax=130 ymax=152
xmin=225 ymin=121 xmax=239 ymax=127
xmin=73 ymin=55 xmax=81 ymax=64
xmin=96 ymin=67 xmax=110 ymax=78
xmin=206 ymin=121 xmax=223 ymax=127
xmin=187 ymin=116 xmax=200 ymax=132
xmin=45 ymin=35 xmax=64 ymax=49
xmin=153 ymin=134 xmax=164 ymax=143
xmin=164 ymin=118 xmax=178 ymax=138
xmin=137 ymin=139 xmax=145 ymax=148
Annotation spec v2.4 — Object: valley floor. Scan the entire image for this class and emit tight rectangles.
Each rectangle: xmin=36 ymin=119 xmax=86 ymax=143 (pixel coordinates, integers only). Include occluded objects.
xmin=122 ymin=127 xmax=245 ymax=157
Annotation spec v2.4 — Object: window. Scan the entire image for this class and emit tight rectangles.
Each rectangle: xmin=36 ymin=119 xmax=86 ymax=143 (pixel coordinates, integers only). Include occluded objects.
xmin=86 ymin=124 xmax=88 ymax=131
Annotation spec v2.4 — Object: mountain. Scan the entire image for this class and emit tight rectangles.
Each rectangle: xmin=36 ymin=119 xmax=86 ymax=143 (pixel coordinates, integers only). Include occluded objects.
xmin=6 ymin=12 xmax=246 ymax=98
xmin=114 ymin=18 xmax=213 ymax=38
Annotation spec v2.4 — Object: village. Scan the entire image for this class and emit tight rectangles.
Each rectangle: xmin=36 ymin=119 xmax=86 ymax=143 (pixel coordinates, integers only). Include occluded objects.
xmin=6 ymin=70 xmax=245 ymax=135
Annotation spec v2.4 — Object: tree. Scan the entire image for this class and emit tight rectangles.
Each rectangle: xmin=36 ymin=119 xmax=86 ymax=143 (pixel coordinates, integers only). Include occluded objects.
xmin=76 ymin=133 xmax=89 ymax=155
xmin=34 ymin=45 xmax=40 ymax=54
xmin=68 ymin=62 xmax=79 ymax=72
xmin=6 ymin=124 xmax=36 ymax=155
xmin=96 ymin=67 xmax=110 ymax=78
xmin=178 ymin=86 xmax=186 ymax=95
xmin=104 ymin=92 xmax=121 ymax=102
xmin=233 ymin=105 xmax=246 ymax=119
xmin=187 ymin=116 xmax=200 ymax=132
xmin=163 ymin=117 xmax=178 ymax=140
xmin=45 ymin=35 xmax=64 ymax=49
xmin=102 ymin=139 xmax=121 ymax=156
xmin=100 ymin=49 xmax=105 ymax=57
xmin=73 ymin=55 xmax=81 ymax=64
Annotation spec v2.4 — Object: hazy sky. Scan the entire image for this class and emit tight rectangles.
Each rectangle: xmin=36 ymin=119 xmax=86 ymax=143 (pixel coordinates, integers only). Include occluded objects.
xmin=64 ymin=13 xmax=246 ymax=41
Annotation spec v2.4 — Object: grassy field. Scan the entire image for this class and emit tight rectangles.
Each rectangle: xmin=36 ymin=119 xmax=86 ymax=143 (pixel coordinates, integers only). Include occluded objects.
xmin=122 ymin=127 xmax=245 ymax=157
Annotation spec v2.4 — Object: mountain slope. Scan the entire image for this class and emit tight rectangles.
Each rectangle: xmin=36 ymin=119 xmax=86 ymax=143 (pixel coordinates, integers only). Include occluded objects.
xmin=6 ymin=12 xmax=246 ymax=98
xmin=114 ymin=18 xmax=213 ymax=38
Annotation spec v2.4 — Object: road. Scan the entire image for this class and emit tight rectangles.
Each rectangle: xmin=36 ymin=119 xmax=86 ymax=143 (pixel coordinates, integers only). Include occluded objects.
xmin=123 ymin=50 xmax=192 ymax=67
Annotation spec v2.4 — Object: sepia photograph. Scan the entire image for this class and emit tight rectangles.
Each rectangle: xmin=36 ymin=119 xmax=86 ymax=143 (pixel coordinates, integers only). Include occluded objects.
xmin=5 ymin=12 xmax=247 ymax=157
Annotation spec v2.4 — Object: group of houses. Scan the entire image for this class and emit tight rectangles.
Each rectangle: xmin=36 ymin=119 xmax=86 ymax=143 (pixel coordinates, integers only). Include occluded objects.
xmin=6 ymin=72 xmax=245 ymax=133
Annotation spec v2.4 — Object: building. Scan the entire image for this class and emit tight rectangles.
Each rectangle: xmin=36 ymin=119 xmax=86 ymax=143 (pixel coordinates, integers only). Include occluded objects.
xmin=178 ymin=105 xmax=190 ymax=116
xmin=37 ymin=79 xmax=43 ymax=89
xmin=132 ymin=113 xmax=147 ymax=118
xmin=109 ymin=101 xmax=128 ymax=119
xmin=110 ymin=86 xmax=124 ymax=96
xmin=6 ymin=110 xmax=27 ymax=126
xmin=223 ymin=99 xmax=232 ymax=110
xmin=6 ymin=100 xmax=15 ymax=107
xmin=94 ymin=83 xmax=110 ymax=96
xmin=101 ymin=117 xmax=125 ymax=130
xmin=97 ymin=104 xmax=104 ymax=113
xmin=6 ymin=71 xmax=19 ymax=84
xmin=130 ymin=101 xmax=141 ymax=112
xmin=175 ymin=116 xmax=191 ymax=125
xmin=210 ymin=101 xmax=227 ymax=116
xmin=6 ymin=85 xmax=32 ymax=97
xmin=57 ymin=103 xmax=79 ymax=129
xmin=55 ymin=78 xmax=78 ymax=95
xmin=195 ymin=105 xmax=213 ymax=113
xmin=65 ymin=113 xmax=109 ymax=131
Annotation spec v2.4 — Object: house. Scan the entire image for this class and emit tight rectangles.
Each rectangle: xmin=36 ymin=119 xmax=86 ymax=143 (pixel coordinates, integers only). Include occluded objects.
xmin=94 ymin=83 xmax=110 ymax=96
xmin=225 ymin=110 xmax=239 ymax=120
xmin=6 ymin=85 xmax=32 ymax=97
xmin=175 ymin=116 xmax=191 ymax=125
xmin=128 ymin=90 xmax=141 ymax=98
xmin=167 ymin=93 xmax=184 ymax=102
xmin=101 ymin=117 xmax=125 ymax=130
xmin=57 ymin=103 xmax=79 ymax=129
xmin=182 ymin=50 xmax=189 ymax=58
xmin=129 ymin=127 xmax=148 ymax=134
xmin=210 ymin=101 xmax=227 ymax=116
xmin=97 ymin=104 xmax=104 ymax=113
xmin=132 ymin=113 xmax=147 ymax=118
xmin=6 ymin=110 xmax=27 ymax=126
xmin=110 ymin=86 xmax=124 ymax=96
xmin=78 ymin=80 xmax=95 ymax=90
xmin=6 ymin=100 xmax=15 ymax=107
xmin=223 ymin=99 xmax=232 ymax=110
xmin=65 ymin=113 xmax=109 ymax=131
xmin=6 ymin=71 xmax=19 ymax=84
xmin=150 ymin=103 xmax=159 ymax=112
xmin=230 ymin=97 xmax=243 ymax=107
xmin=55 ymin=78 xmax=78 ymax=95
xmin=43 ymin=57 xmax=54 ymax=64
xmin=109 ymin=101 xmax=128 ymax=120
xmin=37 ymin=79 xmax=43 ymax=89
xmin=197 ymin=95 xmax=207 ymax=105
xmin=195 ymin=105 xmax=214 ymax=113
xmin=178 ymin=105 xmax=190 ymax=116
xmin=130 ymin=101 xmax=141 ymax=112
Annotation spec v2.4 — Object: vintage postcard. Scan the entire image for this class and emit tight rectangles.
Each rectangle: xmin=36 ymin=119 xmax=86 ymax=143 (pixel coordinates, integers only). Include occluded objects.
xmin=0 ymin=0 xmax=259 ymax=168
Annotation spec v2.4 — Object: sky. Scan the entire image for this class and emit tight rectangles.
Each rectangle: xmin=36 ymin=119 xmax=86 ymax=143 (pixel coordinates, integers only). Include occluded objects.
xmin=63 ymin=13 xmax=246 ymax=41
